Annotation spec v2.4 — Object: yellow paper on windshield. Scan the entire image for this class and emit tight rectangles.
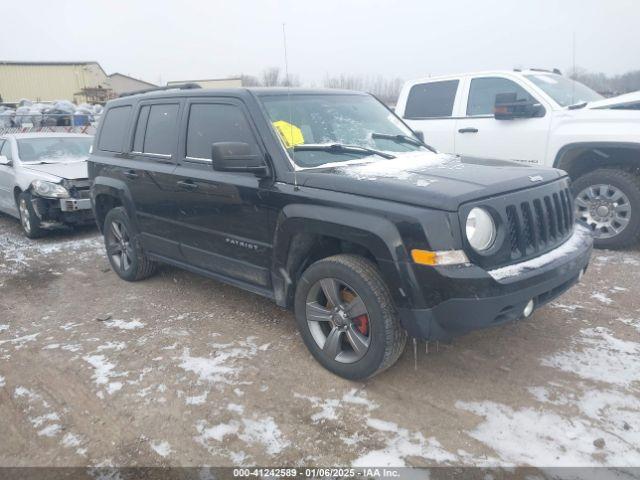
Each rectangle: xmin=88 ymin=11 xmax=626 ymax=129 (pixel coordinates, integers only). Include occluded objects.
xmin=273 ymin=120 xmax=304 ymax=148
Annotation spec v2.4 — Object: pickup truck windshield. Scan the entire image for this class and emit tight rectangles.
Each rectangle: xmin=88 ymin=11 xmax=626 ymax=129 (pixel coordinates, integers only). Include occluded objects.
xmin=17 ymin=137 xmax=92 ymax=163
xmin=525 ymin=74 xmax=603 ymax=107
xmin=259 ymin=94 xmax=426 ymax=168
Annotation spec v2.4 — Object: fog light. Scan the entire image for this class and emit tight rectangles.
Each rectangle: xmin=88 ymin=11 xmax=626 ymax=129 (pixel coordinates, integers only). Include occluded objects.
xmin=523 ymin=299 xmax=535 ymax=318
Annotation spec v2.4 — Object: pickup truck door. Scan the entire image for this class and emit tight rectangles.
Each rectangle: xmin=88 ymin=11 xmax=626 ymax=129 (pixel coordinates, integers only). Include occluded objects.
xmin=454 ymin=76 xmax=552 ymax=165
xmin=399 ymin=79 xmax=462 ymax=153
xmin=169 ymin=99 xmax=275 ymax=292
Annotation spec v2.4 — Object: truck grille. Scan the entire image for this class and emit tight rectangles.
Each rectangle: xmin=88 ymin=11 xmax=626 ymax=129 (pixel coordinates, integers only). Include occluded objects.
xmin=505 ymin=188 xmax=574 ymax=259
xmin=460 ymin=178 xmax=575 ymax=269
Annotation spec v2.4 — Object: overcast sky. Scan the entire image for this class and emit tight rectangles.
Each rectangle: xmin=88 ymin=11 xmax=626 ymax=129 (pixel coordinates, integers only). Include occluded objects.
xmin=1 ymin=0 xmax=638 ymax=85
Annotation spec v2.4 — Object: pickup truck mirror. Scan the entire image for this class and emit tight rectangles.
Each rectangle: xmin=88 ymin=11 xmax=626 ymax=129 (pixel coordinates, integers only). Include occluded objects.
xmin=494 ymin=92 xmax=543 ymax=120
xmin=211 ymin=142 xmax=268 ymax=176
xmin=0 ymin=155 xmax=11 ymax=166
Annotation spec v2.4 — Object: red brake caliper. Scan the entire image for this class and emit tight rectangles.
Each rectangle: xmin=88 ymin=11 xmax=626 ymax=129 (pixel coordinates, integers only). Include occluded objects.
xmin=353 ymin=315 xmax=369 ymax=336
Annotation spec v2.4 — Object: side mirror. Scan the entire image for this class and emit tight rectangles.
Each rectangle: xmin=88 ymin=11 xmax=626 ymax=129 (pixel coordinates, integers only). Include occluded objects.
xmin=413 ymin=131 xmax=425 ymax=143
xmin=494 ymin=92 xmax=543 ymax=120
xmin=0 ymin=155 xmax=11 ymax=166
xmin=211 ymin=142 xmax=268 ymax=176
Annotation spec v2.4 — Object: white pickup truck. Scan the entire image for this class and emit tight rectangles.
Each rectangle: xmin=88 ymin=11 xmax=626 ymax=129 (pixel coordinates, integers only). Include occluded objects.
xmin=396 ymin=69 xmax=640 ymax=248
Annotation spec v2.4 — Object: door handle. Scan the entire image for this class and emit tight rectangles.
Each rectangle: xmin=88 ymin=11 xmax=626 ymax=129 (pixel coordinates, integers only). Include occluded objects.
xmin=122 ymin=170 xmax=139 ymax=179
xmin=177 ymin=180 xmax=199 ymax=191
xmin=458 ymin=127 xmax=479 ymax=134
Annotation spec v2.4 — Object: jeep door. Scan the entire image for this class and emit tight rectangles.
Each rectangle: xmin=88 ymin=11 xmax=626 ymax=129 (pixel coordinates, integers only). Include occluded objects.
xmin=454 ymin=75 xmax=552 ymax=165
xmin=170 ymin=98 xmax=275 ymax=291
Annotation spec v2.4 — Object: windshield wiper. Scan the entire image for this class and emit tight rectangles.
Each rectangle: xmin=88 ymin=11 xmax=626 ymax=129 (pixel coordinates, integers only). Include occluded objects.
xmin=371 ymin=132 xmax=437 ymax=153
xmin=293 ymin=143 xmax=395 ymax=159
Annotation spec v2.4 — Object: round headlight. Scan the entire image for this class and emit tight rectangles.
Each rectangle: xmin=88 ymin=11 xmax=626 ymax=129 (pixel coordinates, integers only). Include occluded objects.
xmin=466 ymin=207 xmax=496 ymax=252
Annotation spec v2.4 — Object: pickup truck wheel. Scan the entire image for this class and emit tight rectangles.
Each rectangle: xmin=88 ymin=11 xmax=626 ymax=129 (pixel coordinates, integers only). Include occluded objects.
xmin=294 ymin=254 xmax=406 ymax=380
xmin=17 ymin=192 xmax=45 ymax=239
xmin=572 ymin=169 xmax=640 ymax=249
xmin=103 ymin=207 xmax=157 ymax=281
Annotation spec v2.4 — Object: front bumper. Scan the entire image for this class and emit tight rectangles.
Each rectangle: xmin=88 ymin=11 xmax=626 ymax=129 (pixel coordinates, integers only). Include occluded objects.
xmin=31 ymin=196 xmax=94 ymax=227
xmin=397 ymin=224 xmax=593 ymax=340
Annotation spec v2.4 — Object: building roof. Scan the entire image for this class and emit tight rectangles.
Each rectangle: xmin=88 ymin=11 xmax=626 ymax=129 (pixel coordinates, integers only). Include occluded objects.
xmin=108 ymin=72 xmax=157 ymax=88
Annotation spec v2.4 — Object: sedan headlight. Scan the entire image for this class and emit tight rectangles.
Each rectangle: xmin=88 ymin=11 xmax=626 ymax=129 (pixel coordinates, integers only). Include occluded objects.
xmin=466 ymin=207 xmax=496 ymax=252
xmin=31 ymin=180 xmax=69 ymax=198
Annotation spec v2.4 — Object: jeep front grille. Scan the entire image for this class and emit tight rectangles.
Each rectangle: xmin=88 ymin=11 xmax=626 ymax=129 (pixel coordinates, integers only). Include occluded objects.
xmin=460 ymin=178 xmax=575 ymax=270
xmin=505 ymin=187 xmax=574 ymax=259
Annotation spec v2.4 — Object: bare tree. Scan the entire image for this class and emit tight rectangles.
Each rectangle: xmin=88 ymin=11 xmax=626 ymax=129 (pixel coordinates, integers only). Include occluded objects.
xmin=569 ymin=67 xmax=640 ymax=97
xmin=240 ymin=74 xmax=261 ymax=87
xmin=261 ymin=67 xmax=281 ymax=87
xmin=323 ymin=74 xmax=404 ymax=106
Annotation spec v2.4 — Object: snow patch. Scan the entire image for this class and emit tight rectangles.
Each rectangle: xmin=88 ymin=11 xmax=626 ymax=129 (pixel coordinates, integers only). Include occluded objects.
xmin=185 ymin=391 xmax=208 ymax=405
xmin=104 ymin=319 xmax=145 ymax=330
xmin=83 ymin=354 xmax=126 ymax=396
xmin=541 ymin=327 xmax=640 ymax=387
xmin=488 ymin=225 xmax=590 ymax=281
xmin=339 ymin=151 xmax=458 ymax=182
xmin=0 ymin=375 xmax=5 ymax=387
xmin=150 ymin=440 xmax=172 ymax=457
xmin=591 ymin=292 xmax=613 ymax=305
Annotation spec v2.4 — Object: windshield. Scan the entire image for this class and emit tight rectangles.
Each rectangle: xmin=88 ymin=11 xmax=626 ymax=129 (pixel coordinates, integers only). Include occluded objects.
xmin=259 ymin=93 xmax=426 ymax=168
xmin=17 ymin=137 xmax=92 ymax=163
xmin=525 ymin=73 xmax=603 ymax=107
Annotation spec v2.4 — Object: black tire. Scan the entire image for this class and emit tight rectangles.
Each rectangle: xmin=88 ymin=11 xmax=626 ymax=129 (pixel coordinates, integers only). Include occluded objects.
xmin=103 ymin=207 xmax=157 ymax=281
xmin=17 ymin=191 xmax=45 ymax=239
xmin=572 ymin=168 xmax=640 ymax=249
xmin=294 ymin=254 xmax=407 ymax=380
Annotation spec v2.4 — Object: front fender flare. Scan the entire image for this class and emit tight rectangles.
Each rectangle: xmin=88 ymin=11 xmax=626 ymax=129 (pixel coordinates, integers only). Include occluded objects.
xmin=272 ymin=204 xmax=420 ymax=309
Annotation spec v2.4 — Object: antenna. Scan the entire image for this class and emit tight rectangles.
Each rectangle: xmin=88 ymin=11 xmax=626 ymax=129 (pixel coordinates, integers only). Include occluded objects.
xmin=282 ymin=22 xmax=299 ymax=191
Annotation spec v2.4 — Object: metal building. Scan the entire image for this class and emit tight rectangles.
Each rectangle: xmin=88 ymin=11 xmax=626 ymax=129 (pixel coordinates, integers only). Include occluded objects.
xmin=0 ymin=61 xmax=112 ymax=104
xmin=106 ymin=73 xmax=157 ymax=96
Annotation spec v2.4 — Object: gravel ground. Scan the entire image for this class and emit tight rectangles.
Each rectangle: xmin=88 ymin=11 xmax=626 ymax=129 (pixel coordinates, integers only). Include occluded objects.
xmin=0 ymin=212 xmax=639 ymax=469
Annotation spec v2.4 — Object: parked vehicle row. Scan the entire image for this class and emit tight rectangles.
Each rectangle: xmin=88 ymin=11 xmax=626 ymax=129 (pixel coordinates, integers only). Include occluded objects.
xmin=396 ymin=69 xmax=640 ymax=249
xmin=87 ymin=85 xmax=592 ymax=379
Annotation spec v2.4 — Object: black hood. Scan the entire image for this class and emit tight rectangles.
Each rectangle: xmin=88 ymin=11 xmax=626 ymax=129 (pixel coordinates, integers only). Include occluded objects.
xmin=297 ymin=152 xmax=565 ymax=211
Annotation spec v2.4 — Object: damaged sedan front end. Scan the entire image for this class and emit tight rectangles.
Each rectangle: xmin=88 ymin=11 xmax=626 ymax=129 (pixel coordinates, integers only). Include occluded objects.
xmin=0 ymin=133 xmax=95 ymax=238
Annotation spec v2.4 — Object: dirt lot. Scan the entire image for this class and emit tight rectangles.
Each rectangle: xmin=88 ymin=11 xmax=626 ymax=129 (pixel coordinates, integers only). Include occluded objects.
xmin=0 ymin=212 xmax=638 ymax=469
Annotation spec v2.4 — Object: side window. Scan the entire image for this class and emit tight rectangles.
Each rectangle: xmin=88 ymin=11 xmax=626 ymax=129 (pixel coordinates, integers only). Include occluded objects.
xmin=98 ymin=106 xmax=132 ymax=153
xmin=142 ymin=104 xmax=179 ymax=156
xmin=0 ymin=140 xmax=11 ymax=160
xmin=467 ymin=77 xmax=535 ymax=116
xmin=404 ymin=80 xmax=459 ymax=119
xmin=186 ymin=103 xmax=258 ymax=160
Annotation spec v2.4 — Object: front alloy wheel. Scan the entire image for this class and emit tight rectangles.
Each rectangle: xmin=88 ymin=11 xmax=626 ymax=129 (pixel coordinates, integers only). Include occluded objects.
xmin=306 ymin=278 xmax=371 ymax=364
xmin=294 ymin=254 xmax=406 ymax=380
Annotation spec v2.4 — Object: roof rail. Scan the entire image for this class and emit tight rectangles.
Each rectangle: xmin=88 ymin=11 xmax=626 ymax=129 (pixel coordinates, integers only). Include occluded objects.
xmin=119 ymin=82 xmax=202 ymax=98
xmin=524 ymin=68 xmax=563 ymax=75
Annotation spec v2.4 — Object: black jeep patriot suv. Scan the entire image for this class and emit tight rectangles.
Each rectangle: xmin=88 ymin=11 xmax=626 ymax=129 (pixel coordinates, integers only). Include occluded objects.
xmin=89 ymin=85 xmax=592 ymax=379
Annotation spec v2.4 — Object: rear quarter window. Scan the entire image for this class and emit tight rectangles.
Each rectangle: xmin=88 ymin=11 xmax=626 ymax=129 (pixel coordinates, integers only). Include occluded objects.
xmin=404 ymin=80 xmax=459 ymax=119
xmin=98 ymin=105 xmax=132 ymax=153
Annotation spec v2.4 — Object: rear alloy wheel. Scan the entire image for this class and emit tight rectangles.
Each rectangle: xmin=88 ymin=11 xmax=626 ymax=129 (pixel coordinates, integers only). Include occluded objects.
xmin=294 ymin=254 xmax=406 ymax=380
xmin=103 ymin=207 xmax=157 ymax=281
xmin=572 ymin=169 xmax=640 ymax=249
